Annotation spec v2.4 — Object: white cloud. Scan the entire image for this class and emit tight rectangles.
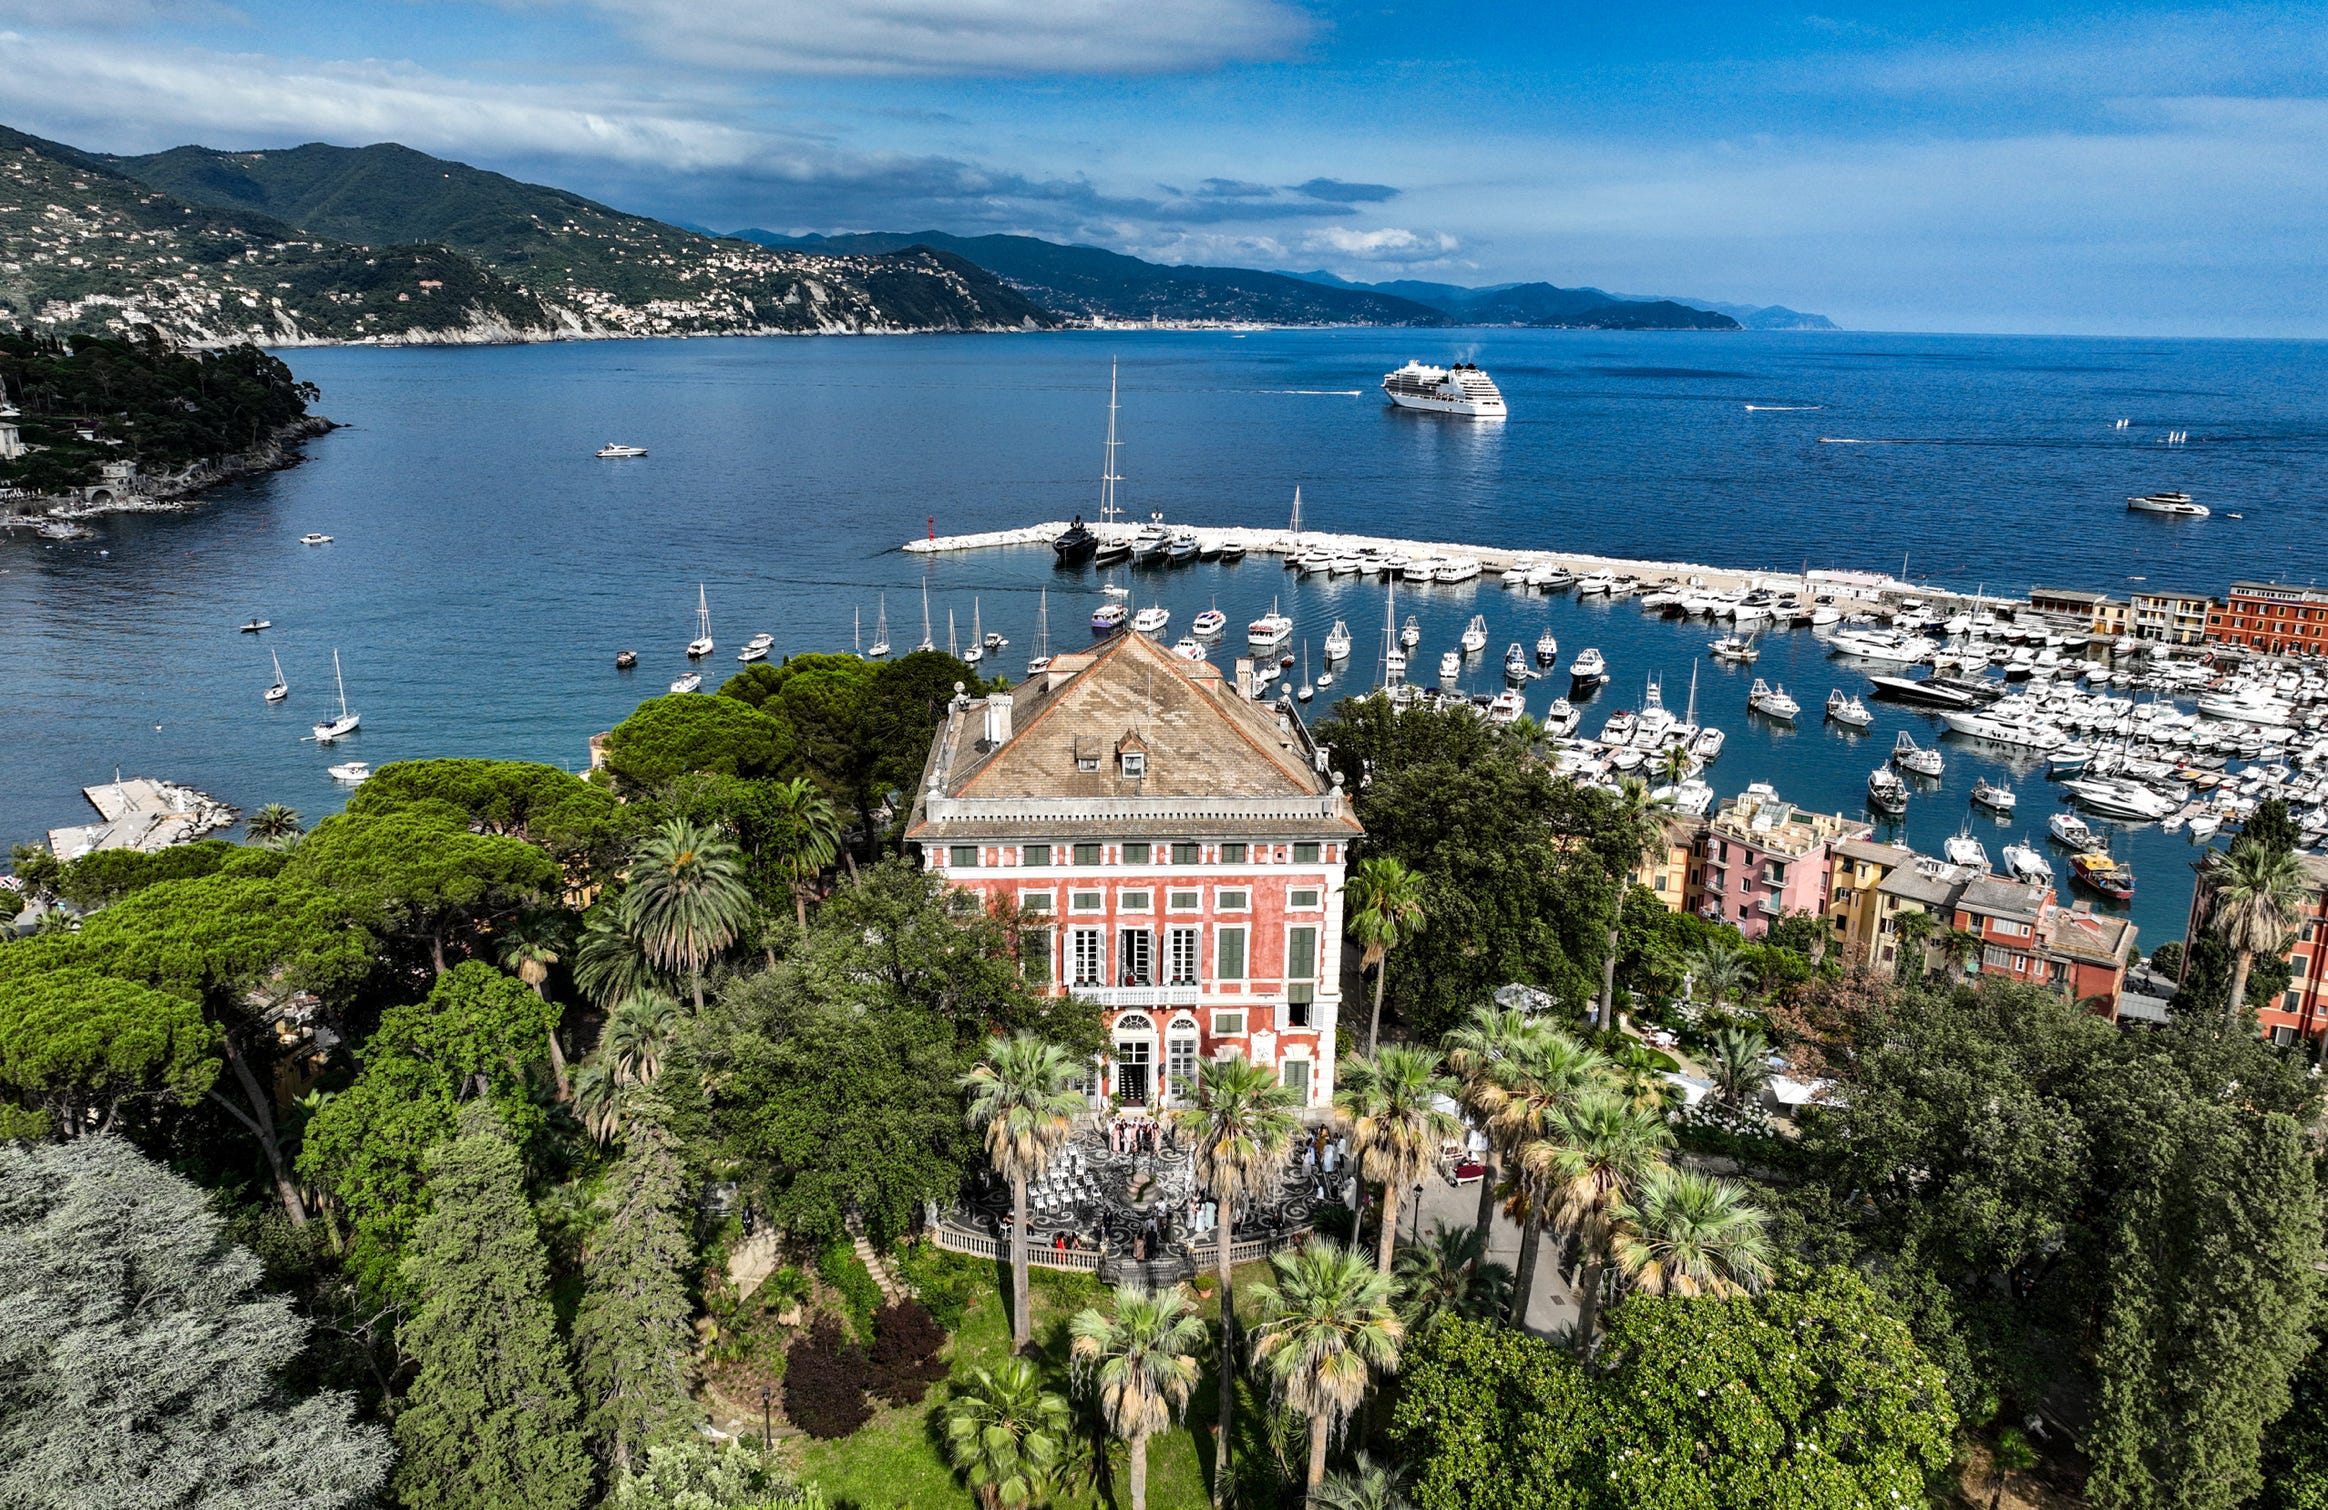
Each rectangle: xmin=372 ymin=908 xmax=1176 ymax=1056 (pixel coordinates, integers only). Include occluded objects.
xmin=578 ymin=0 xmax=1311 ymax=76
xmin=1298 ymin=226 xmax=1455 ymax=261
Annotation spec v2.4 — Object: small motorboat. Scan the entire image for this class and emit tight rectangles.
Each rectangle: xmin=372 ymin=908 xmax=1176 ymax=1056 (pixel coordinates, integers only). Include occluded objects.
xmin=1570 ymin=647 xmax=1607 ymax=683
xmin=1400 ymin=615 xmax=1422 ymax=649
xmin=595 ymin=443 xmax=649 ymax=458
xmin=1438 ymin=650 xmax=1461 ymax=683
xmin=1172 ymin=637 xmax=1205 ymax=662
xmin=1536 ymin=628 xmax=1558 ymax=666
xmin=1219 ymin=541 xmax=1247 ymax=562
xmin=1826 ymin=689 xmax=1873 ymax=728
xmin=1132 ymin=605 xmax=1171 ymax=636
xmin=1487 ymin=688 xmax=1525 ymax=723
xmin=670 ymin=672 xmax=703 ymax=694
xmin=1193 ymin=606 xmax=1228 ymax=638
xmin=239 ymin=619 xmax=271 ymax=633
xmin=299 ymin=533 xmax=332 ymax=546
xmin=1972 ymin=777 xmax=2017 ymax=812
xmin=738 ymin=642 xmax=768 ymax=662
xmin=1460 ymin=615 xmax=1489 ymax=654
xmin=1748 ymin=679 xmax=1799 ymax=720
xmin=327 ymin=760 xmax=371 ymax=784
xmin=615 ymin=649 xmax=638 ymax=669
xmin=1691 ymin=726 xmax=1726 ymax=762
xmin=1709 ymin=633 xmax=1759 ymax=664
xmin=1868 ymin=766 xmax=1910 ymax=814
xmin=1092 ymin=602 xmax=1128 ymax=634
xmin=2049 ymin=811 xmax=2101 ymax=850
xmin=1504 ymin=643 xmax=1531 ymax=680
xmin=1168 ymin=529 xmax=1201 ymax=563
xmin=1324 ymin=620 xmax=1352 ymax=661
xmin=1891 ymin=730 xmax=1944 ymax=778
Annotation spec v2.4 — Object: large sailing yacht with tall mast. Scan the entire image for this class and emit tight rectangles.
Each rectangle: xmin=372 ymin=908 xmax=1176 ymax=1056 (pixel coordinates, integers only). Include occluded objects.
xmin=1088 ymin=364 xmax=1133 ymax=567
xmin=312 ymin=650 xmax=359 ymax=743
xmin=1027 ymin=588 xmax=1053 ymax=676
xmin=867 ymin=595 xmax=892 ymax=658
xmin=685 ymin=584 xmax=714 ymax=658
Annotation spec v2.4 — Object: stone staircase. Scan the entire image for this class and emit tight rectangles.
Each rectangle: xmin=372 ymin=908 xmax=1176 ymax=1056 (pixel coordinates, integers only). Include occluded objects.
xmin=844 ymin=1212 xmax=906 ymax=1304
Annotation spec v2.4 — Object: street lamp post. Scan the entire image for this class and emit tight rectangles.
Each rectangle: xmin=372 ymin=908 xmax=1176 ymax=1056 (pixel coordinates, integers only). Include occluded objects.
xmin=760 ymin=1385 xmax=772 ymax=1453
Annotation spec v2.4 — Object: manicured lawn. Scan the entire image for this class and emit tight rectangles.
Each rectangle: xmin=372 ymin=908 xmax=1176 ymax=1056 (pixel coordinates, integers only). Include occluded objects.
xmin=795 ymin=1263 xmax=1282 ymax=1510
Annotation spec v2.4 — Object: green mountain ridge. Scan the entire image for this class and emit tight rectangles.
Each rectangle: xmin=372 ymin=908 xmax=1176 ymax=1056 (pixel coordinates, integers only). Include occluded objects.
xmin=736 ymin=229 xmax=1449 ymax=326
xmin=1290 ymin=269 xmax=1833 ymax=330
xmin=1 ymin=130 xmax=1055 ymax=346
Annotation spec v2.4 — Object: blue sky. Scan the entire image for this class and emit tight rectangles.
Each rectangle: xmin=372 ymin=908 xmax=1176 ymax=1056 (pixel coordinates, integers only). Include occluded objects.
xmin=4 ymin=1 xmax=2326 ymax=333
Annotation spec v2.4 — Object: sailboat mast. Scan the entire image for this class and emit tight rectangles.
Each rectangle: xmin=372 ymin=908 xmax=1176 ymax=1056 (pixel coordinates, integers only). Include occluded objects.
xmin=1037 ymin=588 xmax=1050 ymax=655
xmin=333 ymin=649 xmax=347 ymax=719
xmin=1100 ymin=361 xmax=1122 ymax=529
xmin=855 ymin=607 xmax=862 ymax=653
xmin=1290 ymin=485 xmax=1303 ymax=547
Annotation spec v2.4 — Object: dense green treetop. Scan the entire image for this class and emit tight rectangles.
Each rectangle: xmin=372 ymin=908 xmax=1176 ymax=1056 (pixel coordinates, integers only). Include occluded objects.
xmin=297 ymin=963 xmax=557 ymax=1295
xmin=604 ymin=696 xmax=797 ymax=789
xmin=22 ymin=873 xmax=373 ymax=1004
xmin=0 ymin=968 xmax=218 ymax=1139
xmin=349 ymin=758 xmax=627 ymax=879
xmin=1390 ymin=1314 xmax=1598 ymax=1510
xmin=49 ymin=838 xmax=239 ymax=909
xmin=0 ymin=1136 xmax=390 ymax=1509
xmin=287 ymin=806 xmax=562 ymax=973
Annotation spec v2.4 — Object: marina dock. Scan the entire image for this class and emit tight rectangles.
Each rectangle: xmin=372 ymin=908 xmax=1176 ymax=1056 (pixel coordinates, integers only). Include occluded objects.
xmin=903 ymin=520 xmax=2017 ymax=617
xmin=47 ymin=777 xmax=236 ymax=861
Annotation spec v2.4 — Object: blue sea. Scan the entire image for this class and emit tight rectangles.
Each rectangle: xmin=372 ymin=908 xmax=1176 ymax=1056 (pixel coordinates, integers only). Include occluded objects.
xmin=7 ymin=327 xmax=2328 ymax=947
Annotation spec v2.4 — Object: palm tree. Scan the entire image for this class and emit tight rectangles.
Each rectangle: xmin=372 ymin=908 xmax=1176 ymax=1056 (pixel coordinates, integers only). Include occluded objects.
xmin=602 ymin=989 xmax=682 ymax=1086
xmin=1684 ymin=939 xmax=1752 ymax=1013
xmin=1167 ymin=1053 xmax=1300 ymax=1504
xmin=1598 ymin=777 xmax=1667 ymax=1031
xmin=498 ymin=907 xmax=573 ymax=1099
xmin=769 ymin=775 xmax=841 ymax=928
xmin=574 ymin=904 xmax=663 ymax=1007
xmin=2205 ymin=841 xmax=2312 ymax=1021
xmin=1333 ymin=1047 xmax=1460 ymax=1274
xmin=1440 ymin=1004 xmax=1544 ymax=1260
xmin=1313 ymin=1453 xmax=1415 ymax=1510
xmin=618 ymin=817 xmax=752 ymax=1011
xmin=1939 ymin=927 xmax=1984 ymax=980
xmin=245 ymin=803 xmax=303 ymax=847
xmin=1248 ymin=1240 xmax=1404 ymax=1498
xmin=1652 ymin=744 xmax=1693 ymax=792
xmin=961 ymin=1032 xmax=1086 ymax=1352
xmin=1531 ymin=1092 xmax=1675 ymax=1355
xmin=1068 ymin=1286 xmax=1206 ymax=1510
xmin=1391 ymin=1220 xmax=1513 ymax=1334
xmin=1346 ymin=857 xmax=1427 ymax=1055
xmin=1608 ymin=1040 xmax=1684 ymax=1119
xmin=1480 ymin=1028 xmax=1610 ymax=1326
xmin=1608 ymin=1165 xmax=1771 ymax=1299
xmin=941 ymin=1358 xmax=1075 ymax=1510
xmin=1889 ymin=905 xmax=1938 ymax=980
xmin=1704 ymin=1027 xmax=1772 ymax=1113
xmin=569 ymin=1059 xmax=631 ymax=1145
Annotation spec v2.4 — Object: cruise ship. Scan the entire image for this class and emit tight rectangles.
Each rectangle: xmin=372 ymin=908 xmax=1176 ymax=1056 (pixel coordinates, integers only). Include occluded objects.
xmin=1381 ymin=361 xmax=1507 ymax=418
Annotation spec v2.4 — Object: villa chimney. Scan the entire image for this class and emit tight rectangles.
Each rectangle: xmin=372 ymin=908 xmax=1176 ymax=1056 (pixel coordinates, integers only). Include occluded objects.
xmin=1235 ymin=657 xmax=1257 ymax=699
xmin=983 ymin=692 xmax=1014 ymax=747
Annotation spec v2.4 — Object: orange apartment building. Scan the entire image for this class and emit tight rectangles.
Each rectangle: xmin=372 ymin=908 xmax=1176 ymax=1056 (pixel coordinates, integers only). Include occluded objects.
xmin=2185 ymin=853 xmax=2328 ymax=1047
xmin=906 ymin=631 xmax=1361 ymax=1112
xmin=2206 ymin=581 xmax=2328 ymax=659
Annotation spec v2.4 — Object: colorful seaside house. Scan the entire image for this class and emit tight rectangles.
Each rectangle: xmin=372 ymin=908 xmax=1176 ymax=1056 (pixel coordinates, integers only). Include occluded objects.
xmin=2206 ymin=582 xmax=2328 ymax=660
xmin=906 ymin=630 xmax=1360 ymax=1113
xmin=1695 ymin=787 xmax=1870 ymax=940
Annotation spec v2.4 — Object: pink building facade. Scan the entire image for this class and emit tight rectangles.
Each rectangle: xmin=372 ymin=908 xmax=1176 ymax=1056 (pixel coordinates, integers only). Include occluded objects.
xmin=907 ymin=632 xmax=1360 ymax=1112
xmin=1696 ymin=785 xmax=1870 ymax=938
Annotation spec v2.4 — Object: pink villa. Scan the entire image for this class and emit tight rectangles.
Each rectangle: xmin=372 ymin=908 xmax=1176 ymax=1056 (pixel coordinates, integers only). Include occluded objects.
xmin=1695 ymin=784 xmax=1870 ymax=937
xmin=906 ymin=631 xmax=1361 ymax=1113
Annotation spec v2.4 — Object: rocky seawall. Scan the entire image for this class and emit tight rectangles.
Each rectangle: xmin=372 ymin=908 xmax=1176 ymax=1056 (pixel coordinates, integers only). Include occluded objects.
xmin=0 ymin=414 xmax=336 ymax=526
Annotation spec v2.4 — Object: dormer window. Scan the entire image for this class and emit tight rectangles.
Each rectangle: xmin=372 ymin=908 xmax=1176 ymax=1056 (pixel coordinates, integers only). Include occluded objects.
xmin=1121 ymin=751 xmax=1146 ymax=777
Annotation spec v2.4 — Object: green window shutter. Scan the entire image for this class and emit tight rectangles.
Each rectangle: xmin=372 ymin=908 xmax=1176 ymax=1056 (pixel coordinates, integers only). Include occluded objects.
xmin=1218 ymin=928 xmax=1246 ymax=980
xmin=1288 ymin=926 xmax=1317 ymax=980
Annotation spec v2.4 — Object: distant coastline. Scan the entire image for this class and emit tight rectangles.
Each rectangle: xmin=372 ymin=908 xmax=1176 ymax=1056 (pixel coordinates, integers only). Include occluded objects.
xmin=1 ymin=415 xmax=334 ymax=526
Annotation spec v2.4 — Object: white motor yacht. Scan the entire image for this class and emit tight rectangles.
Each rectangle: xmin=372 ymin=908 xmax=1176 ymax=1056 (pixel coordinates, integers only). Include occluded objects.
xmin=1403 ymin=557 xmax=1442 ymax=582
xmin=1172 ymin=636 xmax=1205 ymax=662
xmin=1709 ymin=634 xmax=1760 ymax=664
xmin=1436 ymin=556 xmax=1484 ymax=583
xmin=2001 ymin=841 xmax=2051 ymax=885
xmin=1942 ymin=709 xmax=2067 ymax=750
xmin=1194 ymin=606 xmax=1228 ymax=638
xmin=299 ymin=532 xmax=332 ymax=546
xmin=1827 ymin=627 xmax=1936 ymax=664
xmin=1132 ymin=605 xmax=1171 ymax=636
xmin=1535 ymin=628 xmax=1558 ymax=665
xmin=2048 ymin=811 xmax=2101 ymax=850
xmin=1438 ymin=649 xmax=1462 ymax=682
xmin=2062 ymin=776 xmax=2178 ymax=821
xmin=1460 ymin=615 xmax=1489 ymax=654
xmin=737 ymin=642 xmax=768 ymax=663
xmin=1748 ymin=679 xmax=1800 ymax=720
xmin=1323 ymin=620 xmax=1352 ymax=660
xmin=1504 ymin=643 xmax=1531 ymax=680
xmin=1691 ymin=726 xmax=1727 ymax=762
xmin=1543 ymin=698 xmax=1582 ymax=736
xmin=1570 ymin=647 xmax=1607 ymax=682
xmin=1400 ymin=615 xmax=1422 ymax=649
xmin=594 ymin=443 xmax=648 ymax=458
xmin=1248 ymin=599 xmax=1293 ymax=646
xmin=2127 ymin=492 xmax=2208 ymax=516
xmin=2049 ymin=740 xmax=2095 ymax=773
xmin=327 ymin=760 xmax=371 ymax=784
xmin=1576 ymin=570 xmax=1616 ymax=596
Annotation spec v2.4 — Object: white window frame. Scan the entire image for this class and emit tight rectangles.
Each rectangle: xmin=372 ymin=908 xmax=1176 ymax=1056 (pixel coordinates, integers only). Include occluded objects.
xmin=1069 ymin=928 xmax=1106 ymax=987
xmin=1017 ymin=889 xmax=1055 ymax=915
xmin=1288 ymin=887 xmax=1322 ymax=910
xmin=1166 ymin=926 xmax=1200 ymax=987
xmin=1070 ymin=889 xmax=1105 ymax=914
xmin=1167 ymin=888 xmax=1203 ymax=913
xmin=1216 ymin=888 xmax=1251 ymax=913
xmin=1119 ymin=889 xmax=1153 ymax=913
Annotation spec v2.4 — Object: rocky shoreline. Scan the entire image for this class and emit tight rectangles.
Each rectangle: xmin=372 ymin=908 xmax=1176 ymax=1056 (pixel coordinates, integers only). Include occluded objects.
xmin=0 ymin=414 xmax=336 ymax=529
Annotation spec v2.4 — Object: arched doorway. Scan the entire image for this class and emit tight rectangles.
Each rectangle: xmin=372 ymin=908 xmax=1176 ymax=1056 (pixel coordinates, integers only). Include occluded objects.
xmin=1111 ymin=1012 xmax=1156 ymax=1104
